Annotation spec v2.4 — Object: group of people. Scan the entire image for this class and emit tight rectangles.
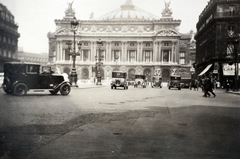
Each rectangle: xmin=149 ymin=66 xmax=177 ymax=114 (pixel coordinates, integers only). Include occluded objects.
xmin=201 ymin=77 xmax=216 ymax=97
xmin=190 ymin=77 xmax=216 ymax=97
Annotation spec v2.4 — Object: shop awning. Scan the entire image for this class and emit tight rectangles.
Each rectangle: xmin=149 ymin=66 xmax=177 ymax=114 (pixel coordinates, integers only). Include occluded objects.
xmin=198 ymin=64 xmax=212 ymax=76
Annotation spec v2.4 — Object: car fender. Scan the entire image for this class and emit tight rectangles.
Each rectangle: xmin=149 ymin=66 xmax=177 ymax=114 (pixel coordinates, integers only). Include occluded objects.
xmin=54 ymin=81 xmax=71 ymax=90
xmin=12 ymin=81 xmax=28 ymax=90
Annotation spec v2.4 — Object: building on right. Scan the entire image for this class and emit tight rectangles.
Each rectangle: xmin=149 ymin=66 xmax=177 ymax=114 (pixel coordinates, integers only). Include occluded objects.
xmin=195 ymin=0 xmax=240 ymax=90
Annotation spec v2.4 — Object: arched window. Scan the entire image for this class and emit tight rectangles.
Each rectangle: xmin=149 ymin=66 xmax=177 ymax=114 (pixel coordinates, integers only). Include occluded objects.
xmin=81 ymin=68 xmax=89 ymax=79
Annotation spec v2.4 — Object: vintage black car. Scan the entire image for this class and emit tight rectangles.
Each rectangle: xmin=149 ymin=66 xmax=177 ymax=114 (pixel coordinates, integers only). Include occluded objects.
xmin=151 ymin=76 xmax=162 ymax=88
xmin=111 ymin=71 xmax=128 ymax=89
xmin=134 ymin=75 xmax=147 ymax=88
xmin=168 ymin=75 xmax=181 ymax=90
xmin=2 ymin=62 xmax=71 ymax=96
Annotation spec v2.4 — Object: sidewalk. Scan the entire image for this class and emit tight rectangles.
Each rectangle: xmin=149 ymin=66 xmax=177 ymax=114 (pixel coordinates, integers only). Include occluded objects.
xmin=227 ymin=90 xmax=240 ymax=95
xmin=76 ymin=84 xmax=107 ymax=89
xmin=214 ymin=88 xmax=240 ymax=95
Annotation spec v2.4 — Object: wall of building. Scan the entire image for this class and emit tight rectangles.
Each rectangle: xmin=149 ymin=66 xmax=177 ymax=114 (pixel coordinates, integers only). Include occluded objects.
xmin=0 ymin=3 xmax=20 ymax=72
xmin=195 ymin=0 xmax=240 ymax=88
xmin=18 ymin=51 xmax=48 ymax=65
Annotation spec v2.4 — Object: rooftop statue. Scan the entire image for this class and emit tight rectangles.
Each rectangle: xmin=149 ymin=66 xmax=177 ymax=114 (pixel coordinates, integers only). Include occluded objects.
xmin=162 ymin=0 xmax=172 ymax=17
xmin=125 ymin=0 xmax=133 ymax=5
xmin=89 ymin=12 xmax=94 ymax=19
xmin=164 ymin=1 xmax=170 ymax=10
xmin=68 ymin=1 xmax=74 ymax=10
xmin=65 ymin=1 xmax=75 ymax=17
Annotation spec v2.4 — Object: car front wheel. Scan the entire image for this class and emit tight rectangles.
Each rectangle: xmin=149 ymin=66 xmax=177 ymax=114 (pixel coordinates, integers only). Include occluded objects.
xmin=60 ymin=84 xmax=71 ymax=95
xmin=14 ymin=83 xmax=28 ymax=96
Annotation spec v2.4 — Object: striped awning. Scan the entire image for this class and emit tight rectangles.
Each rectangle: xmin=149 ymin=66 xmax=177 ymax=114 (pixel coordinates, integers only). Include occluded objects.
xmin=198 ymin=64 xmax=212 ymax=76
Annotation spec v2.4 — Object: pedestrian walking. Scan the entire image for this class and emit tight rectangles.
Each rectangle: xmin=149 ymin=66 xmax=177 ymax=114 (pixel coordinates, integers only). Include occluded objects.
xmin=194 ymin=79 xmax=199 ymax=91
xmin=225 ymin=78 xmax=230 ymax=92
xmin=203 ymin=77 xmax=216 ymax=97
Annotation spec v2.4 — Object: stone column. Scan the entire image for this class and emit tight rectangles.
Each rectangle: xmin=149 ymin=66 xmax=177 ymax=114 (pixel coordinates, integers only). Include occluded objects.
xmin=159 ymin=41 xmax=162 ymax=62
xmin=168 ymin=50 xmax=170 ymax=63
xmin=171 ymin=40 xmax=174 ymax=62
xmin=153 ymin=41 xmax=157 ymax=63
xmin=60 ymin=41 xmax=63 ymax=61
xmin=121 ymin=41 xmax=125 ymax=62
xmin=55 ymin=41 xmax=58 ymax=61
xmin=91 ymin=41 xmax=94 ymax=61
xmin=139 ymin=41 xmax=143 ymax=62
xmin=108 ymin=41 xmax=112 ymax=62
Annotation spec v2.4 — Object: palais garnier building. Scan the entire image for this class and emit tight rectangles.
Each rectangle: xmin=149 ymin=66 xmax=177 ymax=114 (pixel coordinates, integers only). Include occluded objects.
xmin=47 ymin=0 xmax=196 ymax=85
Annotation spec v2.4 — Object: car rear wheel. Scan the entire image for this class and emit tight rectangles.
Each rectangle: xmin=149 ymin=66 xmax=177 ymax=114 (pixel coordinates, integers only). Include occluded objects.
xmin=14 ymin=83 xmax=28 ymax=96
xmin=60 ymin=84 xmax=71 ymax=95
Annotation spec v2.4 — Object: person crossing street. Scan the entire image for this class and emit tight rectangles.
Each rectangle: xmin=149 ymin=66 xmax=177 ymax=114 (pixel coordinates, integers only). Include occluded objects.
xmin=203 ymin=77 xmax=216 ymax=98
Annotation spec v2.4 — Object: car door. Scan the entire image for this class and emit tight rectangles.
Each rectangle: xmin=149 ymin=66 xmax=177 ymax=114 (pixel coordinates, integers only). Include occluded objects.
xmin=25 ymin=65 xmax=40 ymax=89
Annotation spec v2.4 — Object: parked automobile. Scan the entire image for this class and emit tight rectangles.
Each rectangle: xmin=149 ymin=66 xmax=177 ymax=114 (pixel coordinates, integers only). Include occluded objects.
xmin=134 ymin=75 xmax=146 ymax=88
xmin=179 ymin=78 xmax=191 ymax=88
xmin=168 ymin=75 xmax=181 ymax=90
xmin=111 ymin=71 xmax=128 ymax=89
xmin=2 ymin=62 xmax=71 ymax=96
xmin=151 ymin=76 xmax=162 ymax=88
xmin=180 ymin=82 xmax=190 ymax=88
xmin=127 ymin=80 xmax=135 ymax=86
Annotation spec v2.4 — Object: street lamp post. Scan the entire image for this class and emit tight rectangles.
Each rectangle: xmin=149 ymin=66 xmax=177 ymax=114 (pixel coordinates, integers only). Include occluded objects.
xmin=67 ymin=17 xmax=82 ymax=87
xmin=233 ymin=39 xmax=239 ymax=91
xmin=95 ymin=39 xmax=103 ymax=85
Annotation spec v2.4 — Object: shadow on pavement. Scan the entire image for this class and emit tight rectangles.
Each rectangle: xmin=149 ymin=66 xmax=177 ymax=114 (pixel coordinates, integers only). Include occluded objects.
xmin=0 ymin=106 xmax=240 ymax=159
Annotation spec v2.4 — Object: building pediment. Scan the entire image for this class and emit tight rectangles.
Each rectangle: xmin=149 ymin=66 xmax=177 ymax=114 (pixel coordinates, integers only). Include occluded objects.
xmin=55 ymin=28 xmax=74 ymax=35
xmin=155 ymin=29 xmax=180 ymax=37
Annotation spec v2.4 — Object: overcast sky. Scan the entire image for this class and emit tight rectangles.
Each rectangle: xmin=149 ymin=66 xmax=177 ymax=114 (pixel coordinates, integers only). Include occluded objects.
xmin=1 ymin=0 xmax=209 ymax=54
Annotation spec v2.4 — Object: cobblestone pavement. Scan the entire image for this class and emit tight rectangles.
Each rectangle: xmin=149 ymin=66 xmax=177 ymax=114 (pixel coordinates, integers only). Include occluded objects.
xmin=0 ymin=86 xmax=240 ymax=159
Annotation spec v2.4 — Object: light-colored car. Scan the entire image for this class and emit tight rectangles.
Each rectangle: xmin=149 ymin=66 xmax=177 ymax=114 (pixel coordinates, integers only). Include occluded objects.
xmin=151 ymin=76 xmax=162 ymax=88
xmin=134 ymin=75 xmax=146 ymax=88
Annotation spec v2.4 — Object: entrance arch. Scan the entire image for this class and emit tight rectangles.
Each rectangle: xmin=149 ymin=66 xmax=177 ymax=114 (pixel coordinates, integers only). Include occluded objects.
xmin=162 ymin=68 xmax=170 ymax=82
xmin=128 ymin=69 xmax=135 ymax=80
xmin=143 ymin=69 xmax=151 ymax=82
xmin=81 ymin=68 xmax=89 ymax=79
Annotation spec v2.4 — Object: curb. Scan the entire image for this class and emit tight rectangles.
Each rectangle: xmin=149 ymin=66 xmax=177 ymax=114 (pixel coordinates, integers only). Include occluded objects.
xmin=227 ymin=91 xmax=240 ymax=95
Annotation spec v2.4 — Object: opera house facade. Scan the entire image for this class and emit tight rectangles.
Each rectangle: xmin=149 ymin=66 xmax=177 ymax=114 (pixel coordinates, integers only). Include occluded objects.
xmin=47 ymin=0 xmax=195 ymax=84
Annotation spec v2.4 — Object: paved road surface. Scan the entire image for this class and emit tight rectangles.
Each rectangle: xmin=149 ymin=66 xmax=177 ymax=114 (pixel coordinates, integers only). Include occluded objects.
xmin=0 ymin=86 xmax=239 ymax=159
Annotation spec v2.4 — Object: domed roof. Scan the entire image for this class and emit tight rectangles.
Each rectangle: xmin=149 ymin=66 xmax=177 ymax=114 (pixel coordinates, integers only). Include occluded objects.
xmin=96 ymin=0 xmax=160 ymax=21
